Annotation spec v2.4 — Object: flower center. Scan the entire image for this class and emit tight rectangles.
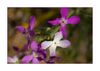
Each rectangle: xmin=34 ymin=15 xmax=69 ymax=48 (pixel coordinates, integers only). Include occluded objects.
xmin=32 ymin=52 xmax=38 ymax=58
xmin=52 ymin=40 xmax=59 ymax=46
xmin=60 ymin=18 xmax=67 ymax=26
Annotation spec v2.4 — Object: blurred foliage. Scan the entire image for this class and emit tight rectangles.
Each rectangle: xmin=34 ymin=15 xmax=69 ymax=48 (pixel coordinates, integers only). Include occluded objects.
xmin=8 ymin=8 xmax=92 ymax=63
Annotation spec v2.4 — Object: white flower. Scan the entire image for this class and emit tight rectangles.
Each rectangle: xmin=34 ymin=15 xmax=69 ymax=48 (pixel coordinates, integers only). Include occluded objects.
xmin=41 ymin=31 xmax=71 ymax=56
xmin=8 ymin=56 xmax=18 ymax=63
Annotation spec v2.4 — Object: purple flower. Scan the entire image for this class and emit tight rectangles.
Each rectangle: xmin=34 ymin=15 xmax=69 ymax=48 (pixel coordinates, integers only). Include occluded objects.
xmin=48 ymin=8 xmax=80 ymax=38
xmin=21 ymin=49 xmax=47 ymax=64
xmin=30 ymin=41 xmax=46 ymax=58
xmin=21 ymin=42 xmax=47 ymax=63
xmin=16 ymin=16 xmax=36 ymax=36
xmin=41 ymin=31 xmax=71 ymax=56
xmin=21 ymin=52 xmax=39 ymax=64
xmin=16 ymin=16 xmax=37 ymax=50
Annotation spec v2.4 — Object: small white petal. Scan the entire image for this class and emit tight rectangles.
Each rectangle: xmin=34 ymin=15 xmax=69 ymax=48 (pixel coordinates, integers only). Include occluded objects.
xmin=54 ymin=31 xmax=63 ymax=41
xmin=13 ymin=56 xmax=18 ymax=62
xmin=49 ymin=45 xmax=57 ymax=56
xmin=8 ymin=57 xmax=14 ymax=63
xmin=41 ymin=41 xmax=52 ymax=49
xmin=8 ymin=56 xmax=18 ymax=63
xmin=58 ymin=40 xmax=71 ymax=48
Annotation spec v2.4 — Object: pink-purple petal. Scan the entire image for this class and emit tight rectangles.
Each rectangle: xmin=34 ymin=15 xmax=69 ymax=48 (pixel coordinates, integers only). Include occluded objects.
xmin=59 ymin=40 xmax=71 ymax=48
xmin=21 ymin=55 xmax=33 ymax=63
xmin=16 ymin=26 xmax=25 ymax=33
xmin=32 ymin=58 xmax=39 ymax=64
xmin=31 ymin=41 xmax=38 ymax=51
xmin=60 ymin=8 xmax=69 ymax=18
xmin=60 ymin=26 xmax=67 ymax=38
xmin=28 ymin=16 xmax=36 ymax=30
xmin=48 ymin=18 xmax=60 ymax=25
xmin=68 ymin=16 xmax=80 ymax=24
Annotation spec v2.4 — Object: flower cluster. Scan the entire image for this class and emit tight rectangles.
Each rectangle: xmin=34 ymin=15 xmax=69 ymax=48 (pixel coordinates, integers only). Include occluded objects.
xmin=8 ymin=8 xmax=80 ymax=64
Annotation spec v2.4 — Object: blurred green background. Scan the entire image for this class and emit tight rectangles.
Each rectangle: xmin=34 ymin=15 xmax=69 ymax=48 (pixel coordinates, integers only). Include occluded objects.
xmin=8 ymin=8 xmax=92 ymax=63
